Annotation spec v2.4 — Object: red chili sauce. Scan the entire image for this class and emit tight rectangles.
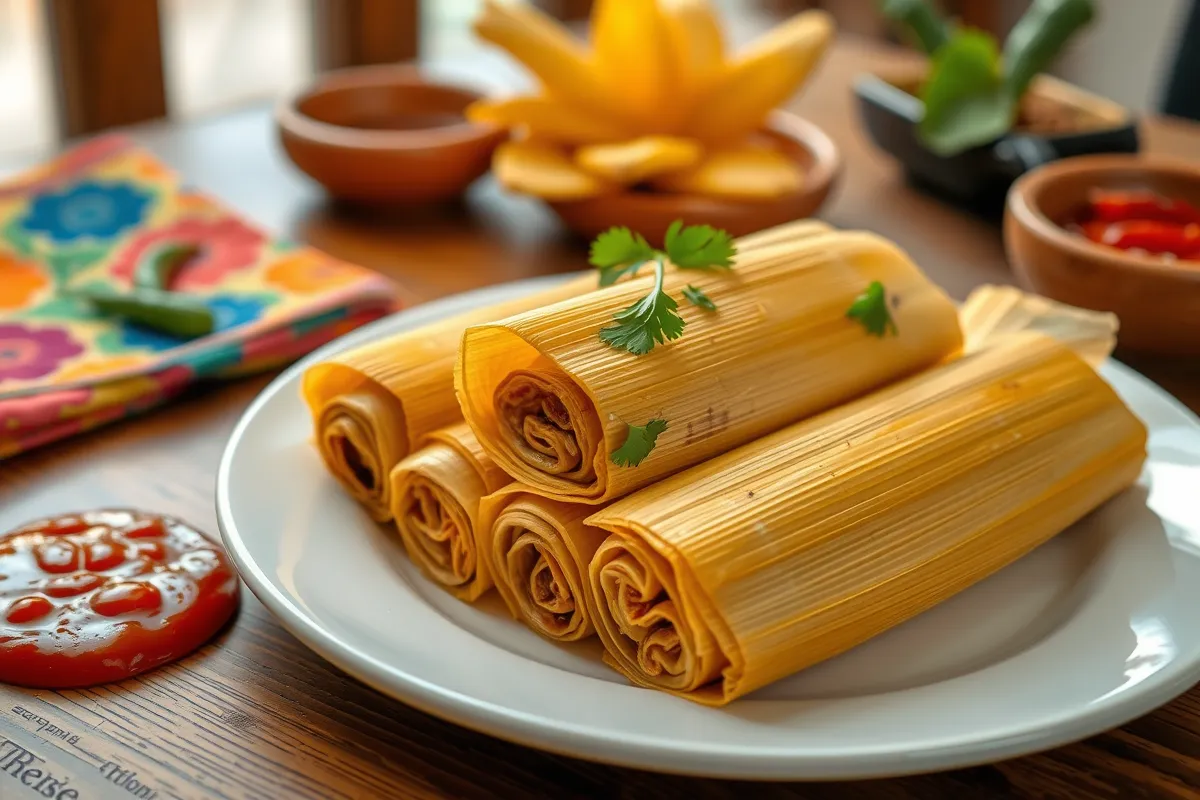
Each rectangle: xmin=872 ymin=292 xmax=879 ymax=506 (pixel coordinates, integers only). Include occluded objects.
xmin=1066 ymin=189 xmax=1200 ymax=261
xmin=0 ymin=509 xmax=239 ymax=688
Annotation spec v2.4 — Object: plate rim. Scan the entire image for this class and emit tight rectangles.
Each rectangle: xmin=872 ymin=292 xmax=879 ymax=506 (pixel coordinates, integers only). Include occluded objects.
xmin=216 ymin=274 xmax=1200 ymax=780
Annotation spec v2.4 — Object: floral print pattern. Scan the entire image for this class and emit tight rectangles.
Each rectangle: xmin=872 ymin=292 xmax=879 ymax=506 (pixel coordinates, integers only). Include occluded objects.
xmin=0 ymin=135 xmax=398 ymax=459
xmin=208 ymin=293 xmax=275 ymax=331
xmin=109 ymin=217 xmax=266 ymax=289
xmin=97 ymin=323 xmax=186 ymax=354
xmin=265 ymin=252 xmax=366 ymax=293
xmin=20 ymin=180 xmax=152 ymax=243
xmin=0 ymin=256 xmax=49 ymax=310
xmin=53 ymin=354 xmax=149 ymax=384
xmin=1 ymin=387 xmax=93 ymax=431
xmin=0 ymin=323 xmax=85 ymax=383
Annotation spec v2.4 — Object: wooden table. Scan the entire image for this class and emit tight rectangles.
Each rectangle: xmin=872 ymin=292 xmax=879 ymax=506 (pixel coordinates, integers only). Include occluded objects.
xmin=2 ymin=35 xmax=1200 ymax=800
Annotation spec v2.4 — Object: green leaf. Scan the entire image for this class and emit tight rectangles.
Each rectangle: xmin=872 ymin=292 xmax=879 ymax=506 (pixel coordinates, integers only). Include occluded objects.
xmin=20 ymin=277 xmax=109 ymax=321
xmin=879 ymin=0 xmax=951 ymax=55
xmin=1002 ymin=0 xmax=1095 ymax=98
xmin=918 ymin=30 xmax=1017 ymax=156
xmin=45 ymin=245 xmax=109 ymax=286
xmin=1 ymin=217 xmax=36 ymax=258
xmin=14 ymin=294 xmax=92 ymax=321
xmin=663 ymin=220 xmax=736 ymax=270
xmin=610 ymin=418 xmax=668 ymax=468
xmin=682 ymin=284 xmax=716 ymax=311
xmin=599 ymin=259 xmax=685 ymax=355
xmin=597 ymin=259 xmax=648 ymax=288
xmin=590 ymin=226 xmax=656 ymax=287
xmin=846 ymin=281 xmax=898 ymax=337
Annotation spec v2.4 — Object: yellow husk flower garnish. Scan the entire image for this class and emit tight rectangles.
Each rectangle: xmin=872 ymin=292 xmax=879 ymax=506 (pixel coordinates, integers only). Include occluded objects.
xmin=471 ymin=0 xmax=834 ymax=201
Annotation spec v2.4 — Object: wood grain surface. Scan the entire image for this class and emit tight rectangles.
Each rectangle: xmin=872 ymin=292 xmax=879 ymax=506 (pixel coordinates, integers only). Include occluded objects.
xmin=2 ymin=33 xmax=1200 ymax=800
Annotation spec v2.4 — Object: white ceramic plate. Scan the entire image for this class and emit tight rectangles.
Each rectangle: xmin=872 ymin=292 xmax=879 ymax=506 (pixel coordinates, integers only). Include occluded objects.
xmin=216 ymin=275 xmax=1200 ymax=781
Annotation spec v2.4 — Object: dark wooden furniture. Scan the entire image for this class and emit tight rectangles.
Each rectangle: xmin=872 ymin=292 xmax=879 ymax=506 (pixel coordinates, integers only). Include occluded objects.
xmin=1 ymin=34 xmax=1199 ymax=800
xmin=312 ymin=0 xmax=421 ymax=71
xmin=37 ymin=0 xmax=1041 ymax=138
xmin=42 ymin=0 xmax=422 ymax=136
xmin=48 ymin=0 xmax=169 ymax=136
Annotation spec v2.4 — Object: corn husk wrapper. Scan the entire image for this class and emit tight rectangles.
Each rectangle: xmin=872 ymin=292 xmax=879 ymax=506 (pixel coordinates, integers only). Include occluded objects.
xmin=302 ymin=276 xmax=594 ymax=520
xmin=300 ymin=219 xmax=827 ymax=520
xmin=960 ymin=283 xmax=1118 ymax=367
xmin=585 ymin=333 xmax=1147 ymax=705
xmin=477 ymin=487 xmax=608 ymax=641
xmin=388 ymin=423 xmax=512 ymax=601
xmin=457 ymin=228 xmax=964 ymax=504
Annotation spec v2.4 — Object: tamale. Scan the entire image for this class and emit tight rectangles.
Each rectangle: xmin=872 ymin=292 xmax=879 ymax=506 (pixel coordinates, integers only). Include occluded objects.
xmin=388 ymin=423 xmax=511 ymax=600
xmin=584 ymin=334 xmax=1147 ymax=705
xmin=478 ymin=488 xmax=608 ymax=641
xmin=303 ymin=278 xmax=592 ymax=521
xmin=456 ymin=230 xmax=964 ymax=503
xmin=304 ymin=219 xmax=830 ymax=519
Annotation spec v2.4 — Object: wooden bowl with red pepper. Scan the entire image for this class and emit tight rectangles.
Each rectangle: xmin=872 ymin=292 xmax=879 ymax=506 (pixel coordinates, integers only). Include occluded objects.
xmin=1005 ymin=155 xmax=1200 ymax=357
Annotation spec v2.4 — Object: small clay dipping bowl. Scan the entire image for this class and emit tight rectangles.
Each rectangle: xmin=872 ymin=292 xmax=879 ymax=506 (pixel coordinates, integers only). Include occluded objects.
xmin=277 ymin=65 xmax=506 ymax=204
xmin=1005 ymin=155 xmax=1200 ymax=357
xmin=549 ymin=110 xmax=841 ymax=242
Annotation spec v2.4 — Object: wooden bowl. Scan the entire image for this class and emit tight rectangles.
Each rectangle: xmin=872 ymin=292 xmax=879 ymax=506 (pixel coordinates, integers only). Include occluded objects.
xmin=277 ymin=65 xmax=506 ymax=204
xmin=1005 ymin=155 xmax=1200 ymax=357
xmin=548 ymin=111 xmax=840 ymax=242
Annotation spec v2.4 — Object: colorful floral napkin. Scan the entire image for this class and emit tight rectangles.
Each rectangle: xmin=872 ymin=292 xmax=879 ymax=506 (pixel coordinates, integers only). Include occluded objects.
xmin=0 ymin=135 xmax=398 ymax=459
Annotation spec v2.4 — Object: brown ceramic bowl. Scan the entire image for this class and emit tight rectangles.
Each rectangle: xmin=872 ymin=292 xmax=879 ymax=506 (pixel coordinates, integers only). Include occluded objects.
xmin=548 ymin=111 xmax=840 ymax=242
xmin=277 ymin=65 xmax=506 ymax=204
xmin=1005 ymin=155 xmax=1200 ymax=357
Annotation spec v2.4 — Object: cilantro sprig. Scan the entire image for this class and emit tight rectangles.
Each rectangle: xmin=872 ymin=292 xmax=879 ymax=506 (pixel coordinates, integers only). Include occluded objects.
xmin=610 ymin=418 xmax=668 ymax=468
xmin=598 ymin=262 xmax=683 ymax=354
xmin=588 ymin=220 xmax=736 ymax=356
xmin=846 ymin=281 xmax=898 ymax=337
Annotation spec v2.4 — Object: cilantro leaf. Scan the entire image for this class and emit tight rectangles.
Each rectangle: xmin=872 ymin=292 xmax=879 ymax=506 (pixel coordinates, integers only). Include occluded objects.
xmin=682 ymin=284 xmax=716 ymax=311
xmin=846 ymin=281 xmax=898 ymax=337
xmin=590 ymin=226 xmax=656 ymax=287
xmin=610 ymin=418 xmax=668 ymax=468
xmin=599 ymin=259 xmax=685 ymax=355
xmin=590 ymin=221 xmax=735 ymax=355
xmin=597 ymin=259 xmax=648 ymax=288
xmin=663 ymin=220 xmax=737 ymax=270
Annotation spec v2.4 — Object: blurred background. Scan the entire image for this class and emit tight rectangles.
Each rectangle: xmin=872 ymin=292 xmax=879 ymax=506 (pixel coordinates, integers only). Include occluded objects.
xmin=0 ymin=0 xmax=1194 ymax=161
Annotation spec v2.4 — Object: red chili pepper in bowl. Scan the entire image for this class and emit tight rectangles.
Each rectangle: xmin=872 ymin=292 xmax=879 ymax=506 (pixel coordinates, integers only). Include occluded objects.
xmin=1087 ymin=189 xmax=1200 ymax=227
xmin=1079 ymin=219 xmax=1200 ymax=260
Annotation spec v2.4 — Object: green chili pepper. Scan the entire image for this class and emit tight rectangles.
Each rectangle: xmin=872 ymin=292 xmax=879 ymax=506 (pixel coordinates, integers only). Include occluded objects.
xmin=132 ymin=243 xmax=200 ymax=290
xmin=72 ymin=286 xmax=215 ymax=339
